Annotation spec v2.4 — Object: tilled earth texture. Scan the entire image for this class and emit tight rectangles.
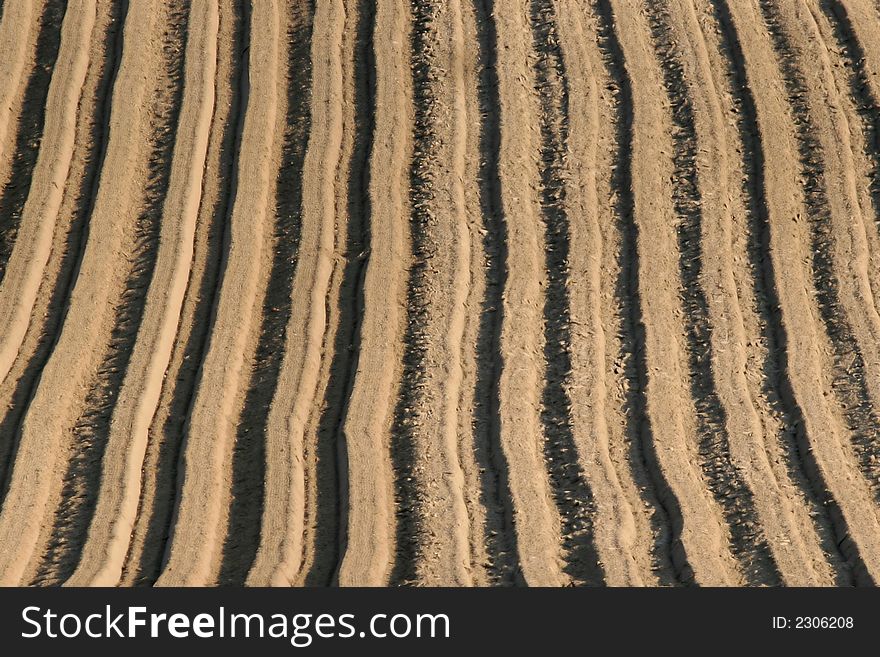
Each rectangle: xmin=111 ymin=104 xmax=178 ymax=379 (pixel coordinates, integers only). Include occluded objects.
xmin=0 ymin=0 xmax=879 ymax=587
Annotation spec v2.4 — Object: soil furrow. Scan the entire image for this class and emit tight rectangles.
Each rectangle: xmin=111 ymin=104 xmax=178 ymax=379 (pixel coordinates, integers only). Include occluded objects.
xmin=714 ymin=0 xmax=880 ymax=584
xmin=242 ymin=0 xmax=325 ymax=587
xmin=530 ymin=0 xmax=605 ymax=587
xmin=389 ymin=0 xmax=482 ymax=586
xmin=386 ymin=0 xmax=437 ymax=585
xmin=300 ymin=0 xmax=376 ymax=587
xmin=589 ymin=0 xmax=685 ymax=585
xmin=550 ymin=0 xmax=660 ymax=586
xmin=811 ymin=0 xmax=880 ymax=468
xmin=119 ymin=0 xmax=246 ymax=586
xmin=0 ymin=1 xmax=66 ymax=287
xmin=0 ymin=0 xmax=94 ymax=394
xmin=757 ymin=0 xmax=880 ymax=505
xmin=644 ymin=0 xmax=780 ymax=586
xmin=336 ymin=0 xmax=412 ymax=587
xmin=156 ymin=0 xmax=282 ymax=586
xmin=469 ymin=0 xmax=520 ymax=586
xmin=218 ymin=0 xmax=313 ymax=587
xmin=0 ymin=1 xmax=39 ymax=215
xmin=66 ymin=0 xmax=217 ymax=587
xmin=827 ymin=0 xmax=880 ymax=223
xmin=818 ymin=0 xmax=880 ymax=350
xmin=492 ymin=0 xmax=567 ymax=587
xmin=0 ymin=0 xmax=169 ymax=585
xmin=33 ymin=0 xmax=190 ymax=586
xmin=451 ymin=0 xmax=511 ymax=587
xmin=613 ymin=0 xmax=743 ymax=586
xmin=0 ymin=0 xmax=111 ymax=499
xmin=660 ymin=0 xmax=838 ymax=585
xmin=707 ymin=0 xmax=853 ymax=585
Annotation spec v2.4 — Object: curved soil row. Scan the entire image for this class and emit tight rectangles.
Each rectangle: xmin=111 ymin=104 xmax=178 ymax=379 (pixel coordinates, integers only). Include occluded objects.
xmin=156 ymin=0 xmax=282 ymax=586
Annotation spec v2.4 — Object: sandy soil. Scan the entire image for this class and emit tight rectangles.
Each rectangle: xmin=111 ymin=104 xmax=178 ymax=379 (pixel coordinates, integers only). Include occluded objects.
xmin=1 ymin=0 xmax=880 ymax=586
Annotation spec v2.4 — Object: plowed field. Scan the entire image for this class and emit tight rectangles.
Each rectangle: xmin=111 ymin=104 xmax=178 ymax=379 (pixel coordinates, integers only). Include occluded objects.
xmin=1 ymin=0 xmax=880 ymax=586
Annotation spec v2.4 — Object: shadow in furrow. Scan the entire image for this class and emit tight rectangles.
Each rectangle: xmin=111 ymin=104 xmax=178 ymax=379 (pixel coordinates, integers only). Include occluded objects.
xmin=33 ymin=0 xmax=189 ymax=585
xmin=0 ymin=0 xmax=71 ymax=499
xmin=217 ymin=0 xmax=315 ymax=587
xmin=0 ymin=0 xmax=122 ymax=506
xmin=123 ymin=0 xmax=246 ymax=585
xmin=818 ymin=0 xmax=880 ymax=235
xmin=758 ymin=0 xmax=880 ymax=508
xmin=387 ymin=0 xmax=438 ymax=586
xmin=591 ymin=0 xmax=685 ymax=586
xmin=817 ymin=0 xmax=880 ymax=496
xmin=469 ymin=0 xmax=521 ymax=586
xmin=646 ymin=1 xmax=780 ymax=586
xmin=0 ymin=0 xmax=66 ymax=284
xmin=764 ymin=0 xmax=880 ymax=579
xmin=712 ymin=0 xmax=863 ymax=585
xmin=303 ymin=0 xmax=376 ymax=587
xmin=531 ymin=0 xmax=605 ymax=587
